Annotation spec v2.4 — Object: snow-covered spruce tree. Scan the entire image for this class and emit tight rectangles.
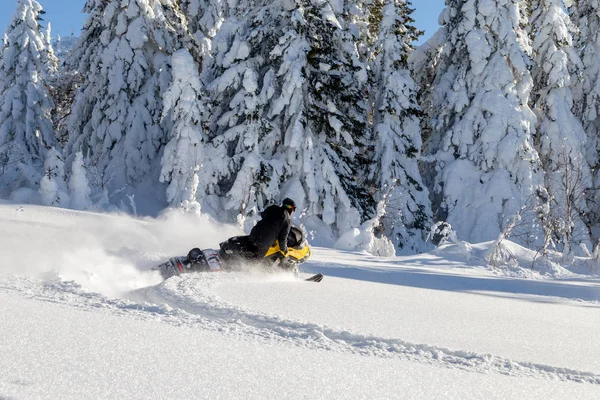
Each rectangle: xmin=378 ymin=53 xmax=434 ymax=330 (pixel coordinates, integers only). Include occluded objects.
xmin=570 ymin=0 xmax=600 ymax=240
xmin=368 ymin=0 xmax=432 ymax=254
xmin=529 ymin=0 xmax=592 ymax=252
xmin=202 ymin=10 xmax=281 ymax=220
xmin=67 ymin=0 xmax=193 ymax=194
xmin=39 ymin=168 xmax=58 ymax=206
xmin=179 ymin=0 xmax=224 ymax=59
xmin=205 ymin=0 xmax=374 ymax=236
xmin=45 ymin=23 xmax=75 ymax=148
xmin=43 ymin=22 xmax=59 ymax=75
xmin=409 ymin=28 xmax=445 ymax=151
xmin=65 ymin=0 xmax=110 ymax=74
xmin=48 ymin=68 xmax=80 ymax=147
xmin=341 ymin=0 xmax=370 ymax=62
xmin=409 ymin=0 xmax=545 ymax=245
xmin=61 ymin=0 xmax=110 ymax=154
xmin=69 ymin=151 xmax=92 ymax=210
xmin=160 ymin=49 xmax=210 ymax=210
xmin=39 ymin=147 xmax=70 ymax=207
xmin=0 ymin=0 xmax=57 ymax=195
xmin=180 ymin=0 xmax=262 ymax=46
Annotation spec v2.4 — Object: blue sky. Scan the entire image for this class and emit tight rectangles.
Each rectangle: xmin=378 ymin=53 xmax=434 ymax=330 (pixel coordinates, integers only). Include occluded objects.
xmin=0 ymin=1 xmax=88 ymax=39
xmin=0 ymin=0 xmax=445 ymax=44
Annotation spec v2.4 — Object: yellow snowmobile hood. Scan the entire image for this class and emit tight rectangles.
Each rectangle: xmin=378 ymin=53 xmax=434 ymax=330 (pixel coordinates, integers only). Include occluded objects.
xmin=265 ymin=240 xmax=311 ymax=263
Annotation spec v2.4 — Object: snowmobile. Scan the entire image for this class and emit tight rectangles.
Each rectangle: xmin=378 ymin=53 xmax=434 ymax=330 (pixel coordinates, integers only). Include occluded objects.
xmin=153 ymin=225 xmax=314 ymax=280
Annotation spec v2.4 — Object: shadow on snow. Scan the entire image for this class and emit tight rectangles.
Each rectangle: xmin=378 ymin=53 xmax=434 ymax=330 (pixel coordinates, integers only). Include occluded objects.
xmin=301 ymin=258 xmax=600 ymax=305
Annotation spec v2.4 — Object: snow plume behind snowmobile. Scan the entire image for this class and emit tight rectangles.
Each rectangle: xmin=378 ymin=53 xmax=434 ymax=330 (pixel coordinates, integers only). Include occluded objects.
xmin=153 ymin=225 xmax=311 ymax=280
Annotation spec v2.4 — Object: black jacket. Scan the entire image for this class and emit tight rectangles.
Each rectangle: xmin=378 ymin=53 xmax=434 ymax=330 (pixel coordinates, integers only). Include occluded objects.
xmin=249 ymin=205 xmax=291 ymax=255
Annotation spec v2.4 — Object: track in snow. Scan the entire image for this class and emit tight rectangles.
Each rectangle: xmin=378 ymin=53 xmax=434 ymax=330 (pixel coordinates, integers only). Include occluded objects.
xmin=1 ymin=272 xmax=599 ymax=385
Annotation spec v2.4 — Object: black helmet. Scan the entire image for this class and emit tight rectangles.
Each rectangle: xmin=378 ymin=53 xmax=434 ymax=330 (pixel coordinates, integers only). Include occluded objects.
xmin=282 ymin=198 xmax=296 ymax=212
xmin=187 ymin=247 xmax=205 ymax=264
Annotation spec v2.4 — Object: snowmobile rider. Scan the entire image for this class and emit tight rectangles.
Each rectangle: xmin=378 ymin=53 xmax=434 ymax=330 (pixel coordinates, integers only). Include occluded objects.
xmin=249 ymin=198 xmax=297 ymax=260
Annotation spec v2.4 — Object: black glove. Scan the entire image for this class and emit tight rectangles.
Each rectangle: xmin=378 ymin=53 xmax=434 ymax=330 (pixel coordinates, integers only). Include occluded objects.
xmin=274 ymin=250 xmax=287 ymax=260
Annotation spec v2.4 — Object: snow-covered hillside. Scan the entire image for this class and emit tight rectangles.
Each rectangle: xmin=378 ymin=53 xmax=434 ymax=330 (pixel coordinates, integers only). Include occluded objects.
xmin=0 ymin=202 xmax=599 ymax=399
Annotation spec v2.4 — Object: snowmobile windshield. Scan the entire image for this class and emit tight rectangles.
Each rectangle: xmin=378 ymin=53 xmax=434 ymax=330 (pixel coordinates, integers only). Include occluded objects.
xmin=287 ymin=226 xmax=305 ymax=248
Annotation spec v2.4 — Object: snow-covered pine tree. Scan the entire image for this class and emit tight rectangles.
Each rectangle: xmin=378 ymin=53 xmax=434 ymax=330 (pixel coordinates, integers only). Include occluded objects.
xmin=280 ymin=0 xmax=375 ymax=235
xmin=0 ymin=0 xmax=57 ymax=195
xmin=570 ymin=0 xmax=600 ymax=241
xmin=43 ymin=22 xmax=59 ymax=75
xmin=69 ymin=151 xmax=92 ymax=210
xmin=343 ymin=0 xmax=370 ymax=62
xmin=369 ymin=0 xmax=433 ymax=254
xmin=180 ymin=0 xmax=261 ymax=48
xmin=205 ymin=0 xmax=374 ymax=236
xmin=48 ymin=68 xmax=80 ymax=147
xmin=161 ymin=49 xmax=210 ymax=210
xmin=519 ymin=0 xmax=534 ymax=51
xmin=39 ymin=168 xmax=58 ymax=206
xmin=65 ymin=0 xmax=110 ymax=74
xmin=44 ymin=23 xmax=75 ymax=148
xmin=179 ymin=0 xmax=223 ymax=58
xmin=62 ymin=0 xmax=110 ymax=156
xmin=202 ymin=9 xmax=281 ymax=220
xmin=529 ymin=0 xmax=592 ymax=251
xmin=39 ymin=147 xmax=70 ymax=207
xmin=409 ymin=0 xmax=545 ymax=245
xmin=409 ymin=27 xmax=445 ymax=150
xmin=66 ymin=0 xmax=193 ymax=194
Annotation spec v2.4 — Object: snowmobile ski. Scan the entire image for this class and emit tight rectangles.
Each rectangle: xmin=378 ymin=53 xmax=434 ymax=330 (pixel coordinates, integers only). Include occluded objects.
xmin=305 ymin=273 xmax=323 ymax=282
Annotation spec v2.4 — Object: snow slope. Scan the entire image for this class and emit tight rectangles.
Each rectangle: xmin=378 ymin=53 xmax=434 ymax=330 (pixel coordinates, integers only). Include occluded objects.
xmin=0 ymin=203 xmax=599 ymax=399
